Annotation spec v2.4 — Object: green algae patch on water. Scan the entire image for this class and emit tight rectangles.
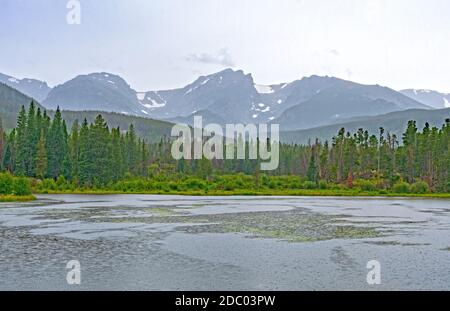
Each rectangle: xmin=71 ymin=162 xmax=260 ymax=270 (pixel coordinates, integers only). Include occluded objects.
xmin=176 ymin=209 xmax=383 ymax=243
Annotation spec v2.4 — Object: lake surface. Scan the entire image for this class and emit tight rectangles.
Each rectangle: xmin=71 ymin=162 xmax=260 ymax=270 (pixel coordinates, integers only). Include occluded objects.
xmin=0 ymin=195 xmax=449 ymax=290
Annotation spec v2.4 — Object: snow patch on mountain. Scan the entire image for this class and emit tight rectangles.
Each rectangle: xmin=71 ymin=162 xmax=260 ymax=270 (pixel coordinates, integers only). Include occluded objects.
xmin=444 ymin=98 xmax=450 ymax=108
xmin=136 ymin=92 xmax=146 ymax=101
xmin=254 ymin=84 xmax=274 ymax=94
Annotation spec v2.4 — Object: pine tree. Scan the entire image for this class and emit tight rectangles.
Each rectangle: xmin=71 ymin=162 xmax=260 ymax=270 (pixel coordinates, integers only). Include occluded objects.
xmin=306 ymin=148 xmax=318 ymax=183
xmin=15 ymin=106 xmax=28 ymax=176
xmin=4 ymin=129 xmax=16 ymax=172
xmin=36 ymin=130 xmax=48 ymax=179
xmin=110 ymin=127 xmax=124 ymax=181
xmin=68 ymin=120 xmax=80 ymax=181
xmin=0 ymin=118 xmax=5 ymax=171
xmin=47 ymin=107 xmax=68 ymax=179
xmin=90 ymin=115 xmax=112 ymax=185
xmin=78 ymin=119 xmax=91 ymax=186
xmin=125 ymin=124 xmax=138 ymax=174
xmin=402 ymin=120 xmax=418 ymax=183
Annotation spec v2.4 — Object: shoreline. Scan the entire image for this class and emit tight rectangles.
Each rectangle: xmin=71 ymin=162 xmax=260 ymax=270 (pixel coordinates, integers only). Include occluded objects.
xmin=33 ymin=189 xmax=450 ymax=199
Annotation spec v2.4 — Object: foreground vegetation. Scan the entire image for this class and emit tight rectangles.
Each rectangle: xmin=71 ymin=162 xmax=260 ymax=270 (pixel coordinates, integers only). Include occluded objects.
xmin=31 ymin=174 xmax=450 ymax=198
xmin=0 ymin=172 xmax=34 ymax=201
xmin=1 ymin=102 xmax=450 ymax=198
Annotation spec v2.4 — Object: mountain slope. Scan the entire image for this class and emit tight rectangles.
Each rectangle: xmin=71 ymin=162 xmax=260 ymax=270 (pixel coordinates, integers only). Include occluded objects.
xmin=0 ymin=72 xmax=51 ymax=102
xmin=0 ymin=83 xmax=44 ymax=129
xmin=400 ymin=89 xmax=450 ymax=109
xmin=43 ymin=72 xmax=149 ymax=117
xmin=280 ymin=108 xmax=450 ymax=144
xmin=166 ymin=109 xmax=227 ymax=126
xmin=54 ymin=110 xmax=175 ymax=143
xmin=273 ymin=78 xmax=430 ymax=130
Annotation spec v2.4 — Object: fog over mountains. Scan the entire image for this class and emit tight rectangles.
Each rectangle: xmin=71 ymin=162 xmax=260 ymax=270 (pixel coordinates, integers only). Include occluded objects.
xmin=1 ymin=68 xmax=448 ymax=134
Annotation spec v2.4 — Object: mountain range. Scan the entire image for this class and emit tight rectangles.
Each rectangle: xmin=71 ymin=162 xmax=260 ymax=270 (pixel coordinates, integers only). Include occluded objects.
xmin=1 ymin=69 xmax=449 ymax=143
xmin=141 ymin=70 xmax=430 ymax=130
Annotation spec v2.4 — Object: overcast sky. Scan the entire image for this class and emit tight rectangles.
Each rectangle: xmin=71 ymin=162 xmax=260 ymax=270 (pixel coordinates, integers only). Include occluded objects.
xmin=1 ymin=0 xmax=449 ymax=92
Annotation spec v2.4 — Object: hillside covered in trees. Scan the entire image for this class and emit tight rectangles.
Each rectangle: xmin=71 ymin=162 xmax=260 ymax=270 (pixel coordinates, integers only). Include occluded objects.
xmin=1 ymin=102 xmax=450 ymax=196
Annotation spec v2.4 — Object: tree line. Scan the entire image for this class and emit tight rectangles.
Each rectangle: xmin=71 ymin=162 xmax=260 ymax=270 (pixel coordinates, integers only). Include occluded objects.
xmin=1 ymin=102 xmax=449 ymax=192
xmin=0 ymin=102 xmax=150 ymax=187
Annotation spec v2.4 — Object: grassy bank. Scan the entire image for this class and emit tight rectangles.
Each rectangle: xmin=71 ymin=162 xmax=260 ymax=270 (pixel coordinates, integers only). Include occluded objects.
xmin=0 ymin=195 xmax=36 ymax=202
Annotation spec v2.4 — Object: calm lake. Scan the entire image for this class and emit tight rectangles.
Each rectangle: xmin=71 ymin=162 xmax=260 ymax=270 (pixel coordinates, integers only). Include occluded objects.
xmin=0 ymin=195 xmax=449 ymax=290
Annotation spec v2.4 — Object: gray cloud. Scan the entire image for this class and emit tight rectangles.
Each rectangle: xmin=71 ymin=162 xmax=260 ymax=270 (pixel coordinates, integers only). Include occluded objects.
xmin=186 ymin=48 xmax=235 ymax=67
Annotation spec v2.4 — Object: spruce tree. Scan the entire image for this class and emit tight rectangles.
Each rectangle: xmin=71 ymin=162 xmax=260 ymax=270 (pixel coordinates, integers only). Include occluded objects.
xmin=47 ymin=107 xmax=68 ymax=179
xmin=0 ymin=118 xmax=4 ymax=171
xmin=15 ymin=106 xmax=28 ymax=176
xmin=90 ymin=115 xmax=112 ymax=185
xmin=69 ymin=120 xmax=80 ymax=182
xmin=36 ymin=129 xmax=48 ymax=179
xmin=78 ymin=119 xmax=91 ymax=186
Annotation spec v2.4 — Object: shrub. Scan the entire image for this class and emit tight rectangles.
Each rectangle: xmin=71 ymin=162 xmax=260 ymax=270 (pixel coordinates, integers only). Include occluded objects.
xmin=356 ymin=180 xmax=378 ymax=192
xmin=0 ymin=173 xmax=14 ymax=195
xmin=303 ymin=181 xmax=317 ymax=189
xmin=267 ymin=181 xmax=277 ymax=189
xmin=410 ymin=181 xmax=430 ymax=194
xmin=56 ymin=175 xmax=68 ymax=190
xmin=318 ymin=180 xmax=328 ymax=190
xmin=393 ymin=182 xmax=410 ymax=193
xmin=330 ymin=183 xmax=347 ymax=190
xmin=39 ymin=178 xmax=57 ymax=191
xmin=288 ymin=180 xmax=302 ymax=189
xmin=13 ymin=177 xmax=32 ymax=196
xmin=183 ymin=178 xmax=206 ymax=190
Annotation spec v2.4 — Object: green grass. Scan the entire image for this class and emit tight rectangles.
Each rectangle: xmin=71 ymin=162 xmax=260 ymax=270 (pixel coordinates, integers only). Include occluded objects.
xmin=0 ymin=195 xmax=36 ymax=202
